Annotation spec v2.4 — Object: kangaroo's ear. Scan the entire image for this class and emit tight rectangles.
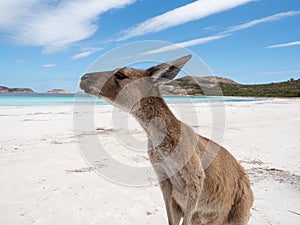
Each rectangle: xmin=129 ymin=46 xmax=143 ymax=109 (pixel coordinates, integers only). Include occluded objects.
xmin=147 ymin=55 xmax=191 ymax=84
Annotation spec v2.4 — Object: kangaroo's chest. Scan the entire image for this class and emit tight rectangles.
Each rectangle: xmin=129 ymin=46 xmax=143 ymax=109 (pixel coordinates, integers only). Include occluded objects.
xmin=170 ymin=171 xmax=189 ymax=206
xmin=148 ymin=149 xmax=188 ymax=201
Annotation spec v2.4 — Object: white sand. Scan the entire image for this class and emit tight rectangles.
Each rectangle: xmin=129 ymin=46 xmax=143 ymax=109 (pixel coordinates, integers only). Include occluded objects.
xmin=0 ymin=98 xmax=299 ymax=225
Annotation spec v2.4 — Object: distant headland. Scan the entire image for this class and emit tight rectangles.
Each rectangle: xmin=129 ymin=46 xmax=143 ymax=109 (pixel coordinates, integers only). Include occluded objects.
xmin=47 ymin=89 xmax=73 ymax=94
xmin=0 ymin=86 xmax=34 ymax=93
xmin=161 ymin=76 xmax=300 ymax=97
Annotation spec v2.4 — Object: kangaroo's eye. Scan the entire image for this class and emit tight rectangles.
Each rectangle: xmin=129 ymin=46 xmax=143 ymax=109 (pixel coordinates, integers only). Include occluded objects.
xmin=114 ymin=71 xmax=127 ymax=80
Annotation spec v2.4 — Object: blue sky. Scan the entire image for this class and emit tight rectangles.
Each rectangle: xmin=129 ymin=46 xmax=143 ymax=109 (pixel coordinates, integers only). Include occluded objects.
xmin=0 ymin=0 xmax=299 ymax=92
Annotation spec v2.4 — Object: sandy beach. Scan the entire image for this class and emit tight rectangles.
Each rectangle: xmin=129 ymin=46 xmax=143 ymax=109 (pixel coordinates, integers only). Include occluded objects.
xmin=0 ymin=98 xmax=299 ymax=225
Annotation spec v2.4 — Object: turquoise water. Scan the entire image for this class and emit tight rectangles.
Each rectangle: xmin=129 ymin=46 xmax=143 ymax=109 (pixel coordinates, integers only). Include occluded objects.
xmin=0 ymin=93 xmax=264 ymax=107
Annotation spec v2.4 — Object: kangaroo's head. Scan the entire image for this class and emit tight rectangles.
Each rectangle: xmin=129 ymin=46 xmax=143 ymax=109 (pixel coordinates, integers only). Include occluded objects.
xmin=80 ymin=55 xmax=191 ymax=111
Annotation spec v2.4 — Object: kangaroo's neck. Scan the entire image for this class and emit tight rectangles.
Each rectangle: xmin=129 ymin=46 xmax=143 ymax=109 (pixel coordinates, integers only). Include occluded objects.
xmin=131 ymin=97 xmax=181 ymax=146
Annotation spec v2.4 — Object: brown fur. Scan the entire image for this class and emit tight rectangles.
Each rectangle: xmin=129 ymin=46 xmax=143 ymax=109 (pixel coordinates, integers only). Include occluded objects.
xmin=80 ymin=56 xmax=254 ymax=225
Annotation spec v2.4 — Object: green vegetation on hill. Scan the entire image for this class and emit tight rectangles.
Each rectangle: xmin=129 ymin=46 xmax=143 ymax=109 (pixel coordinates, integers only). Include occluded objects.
xmin=219 ymin=78 xmax=300 ymax=97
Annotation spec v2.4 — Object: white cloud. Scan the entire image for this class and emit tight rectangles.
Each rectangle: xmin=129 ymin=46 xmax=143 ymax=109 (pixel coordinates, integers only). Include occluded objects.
xmin=266 ymin=40 xmax=300 ymax=49
xmin=204 ymin=26 xmax=216 ymax=31
xmin=70 ymin=47 xmax=102 ymax=60
xmin=0 ymin=0 xmax=135 ymax=53
xmin=71 ymin=51 xmax=94 ymax=60
xmin=222 ymin=10 xmax=300 ymax=34
xmin=141 ymin=10 xmax=300 ymax=55
xmin=0 ymin=0 xmax=39 ymax=28
xmin=16 ymin=58 xmax=30 ymax=63
xmin=175 ymin=34 xmax=230 ymax=47
xmin=119 ymin=0 xmax=253 ymax=41
xmin=42 ymin=63 xmax=56 ymax=68
xmin=142 ymin=34 xmax=230 ymax=55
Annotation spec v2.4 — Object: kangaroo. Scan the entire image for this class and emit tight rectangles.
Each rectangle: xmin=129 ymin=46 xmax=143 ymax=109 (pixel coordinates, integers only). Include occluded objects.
xmin=80 ymin=55 xmax=254 ymax=225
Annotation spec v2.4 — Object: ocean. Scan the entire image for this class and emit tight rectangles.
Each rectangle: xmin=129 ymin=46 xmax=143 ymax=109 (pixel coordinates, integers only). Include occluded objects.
xmin=0 ymin=93 xmax=264 ymax=107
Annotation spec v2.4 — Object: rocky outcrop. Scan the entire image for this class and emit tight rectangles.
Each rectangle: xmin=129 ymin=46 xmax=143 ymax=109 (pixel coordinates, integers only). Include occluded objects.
xmin=172 ymin=76 xmax=237 ymax=87
xmin=47 ymin=89 xmax=72 ymax=94
xmin=0 ymin=86 xmax=34 ymax=93
xmin=0 ymin=86 xmax=9 ymax=93
xmin=160 ymin=76 xmax=238 ymax=96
